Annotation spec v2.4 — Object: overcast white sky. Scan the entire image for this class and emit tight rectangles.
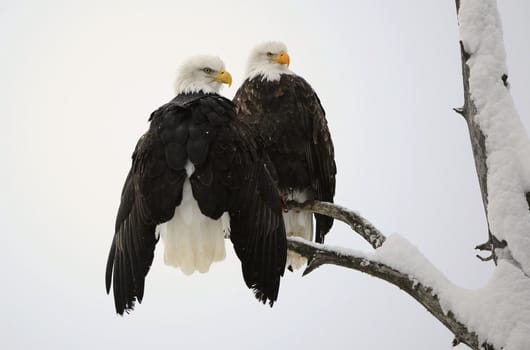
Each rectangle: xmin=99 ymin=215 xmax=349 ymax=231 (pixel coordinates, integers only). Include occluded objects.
xmin=1 ymin=1 xmax=529 ymax=349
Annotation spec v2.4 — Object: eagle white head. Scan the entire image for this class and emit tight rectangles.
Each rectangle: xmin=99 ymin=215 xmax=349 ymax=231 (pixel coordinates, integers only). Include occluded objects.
xmin=246 ymin=41 xmax=293 ymax=82
xmin=174 ymin=55 xmax=233 ymax=95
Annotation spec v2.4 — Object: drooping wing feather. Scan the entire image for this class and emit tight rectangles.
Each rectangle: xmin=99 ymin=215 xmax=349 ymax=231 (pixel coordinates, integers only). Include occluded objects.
xmin=107 ymin=94 xmax=287 ymax=313
xmin=105 ymin=104 xmax=188 ymax=315
xmin=228 ymin=161 xmax=287 ymax=305
xmin=189 ymin=96 xmax=287 ymax=305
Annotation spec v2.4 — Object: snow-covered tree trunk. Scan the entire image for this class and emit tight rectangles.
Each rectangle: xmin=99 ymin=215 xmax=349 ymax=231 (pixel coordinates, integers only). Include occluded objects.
xmin=287 ymin=1 xmax=530 ymax=349
xmin=456 ymin=0 xmax=530 ymax=272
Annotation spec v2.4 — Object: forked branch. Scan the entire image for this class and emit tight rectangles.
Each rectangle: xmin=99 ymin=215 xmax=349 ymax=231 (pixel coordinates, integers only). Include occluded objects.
xmin=286 ymin=200 xmax=492 ymax=350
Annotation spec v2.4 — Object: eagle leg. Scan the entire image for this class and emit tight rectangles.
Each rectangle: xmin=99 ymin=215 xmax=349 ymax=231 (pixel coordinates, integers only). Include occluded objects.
xmin=280 ymin=188 xmax=295 ymax=212
xmin=280 ymin=193 xmax=289 ymax=213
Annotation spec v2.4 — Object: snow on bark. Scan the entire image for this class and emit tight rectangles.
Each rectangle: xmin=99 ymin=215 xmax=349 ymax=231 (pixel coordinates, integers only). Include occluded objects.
xmin=285 ymin=3 xmax=530 ymax=348
xmin=458 ymin=0 xmax=530 ymax=275
xmin=373 ymin=235 xmax=530 ymax=350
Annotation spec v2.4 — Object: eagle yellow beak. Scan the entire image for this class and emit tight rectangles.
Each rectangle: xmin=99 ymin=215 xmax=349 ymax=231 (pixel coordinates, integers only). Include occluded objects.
xmin=274 ymin=51 xmax=290 ymax=66
xmin=214 ymin=69 xmax=232 ymax=87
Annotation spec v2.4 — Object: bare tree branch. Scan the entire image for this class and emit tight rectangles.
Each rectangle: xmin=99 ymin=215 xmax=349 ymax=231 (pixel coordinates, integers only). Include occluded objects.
xmin=278 ymin=3 xmax=520 ymax=349
xmin=283 ymin=199 xmax=498 ymax=350
xmin=286 ymin=200 xmax=386 ymax=249
xmin=286 ymin=236 xmax=485 ymax=350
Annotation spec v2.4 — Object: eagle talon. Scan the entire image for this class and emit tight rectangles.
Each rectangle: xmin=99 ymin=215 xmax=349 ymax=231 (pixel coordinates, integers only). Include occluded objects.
xmin=280 ymin=193 xmax=289 ymax=212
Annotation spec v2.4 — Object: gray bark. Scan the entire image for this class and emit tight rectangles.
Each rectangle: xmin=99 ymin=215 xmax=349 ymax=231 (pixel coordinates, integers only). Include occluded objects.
xmin=454 ymin=2 xmax=507 ymax=263
xmin=285 ymin=200 xmax=385 ymax=249
xmin=286 ymin=201 xmax=490 ymax=350
xmin=275 ymin=2 xmax=523 ymax=349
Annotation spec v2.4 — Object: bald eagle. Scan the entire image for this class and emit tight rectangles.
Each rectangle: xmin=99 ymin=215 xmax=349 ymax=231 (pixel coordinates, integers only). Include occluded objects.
xmin=233 ymin=42 xmax=336 ymax=269
xmin=105 ymin=55 xmax=287 ymax=315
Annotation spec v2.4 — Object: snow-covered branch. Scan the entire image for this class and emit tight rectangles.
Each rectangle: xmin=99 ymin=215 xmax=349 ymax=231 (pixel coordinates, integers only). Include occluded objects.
xmin=287 ymin=202 xmax=490 ymax=350
xmin=285 ymin=200 xmax=385 ymax=248
xmin=282 ymin=2 xmax=530 ymax=349
xmin=287 ymin=232 xmax=485 ymax=350
xmin=287 ymin=201 xmax=530 ymax=350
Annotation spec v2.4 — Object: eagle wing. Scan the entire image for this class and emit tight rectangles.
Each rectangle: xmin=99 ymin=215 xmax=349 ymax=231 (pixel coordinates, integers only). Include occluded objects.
xmin=106 ymin=95 xmax=286 ymax=313
xmin=105 ymin=103 xmax=188 ymax=315
xmin=225 ymin=122 xmax=286 ymax=305
xmin=189 ymin=96 xmax=287 ymax=305
xmin=292 ymin=76 xmax=337 ymax=243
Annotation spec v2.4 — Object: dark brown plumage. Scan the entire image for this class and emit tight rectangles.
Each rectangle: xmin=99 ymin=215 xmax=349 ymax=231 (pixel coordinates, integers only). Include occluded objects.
xmin=106 ymin=93 xmax=287 ymax=315
xmin=234 ymin=74 xmax=336 ymax=243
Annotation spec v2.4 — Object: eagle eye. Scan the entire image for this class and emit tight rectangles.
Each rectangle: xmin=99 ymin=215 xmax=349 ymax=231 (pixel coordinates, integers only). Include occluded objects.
xmin=202 ymin=67 xmax=213 ymax=74
xmin=266 ymin=52 xmax=274 ymax=57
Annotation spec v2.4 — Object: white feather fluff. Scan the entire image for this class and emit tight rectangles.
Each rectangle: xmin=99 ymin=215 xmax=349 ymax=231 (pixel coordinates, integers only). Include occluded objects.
xmin=158 ymin=175 xmax=230 ymax=275
xmin=283 ymin=189 xmax=313 ymax=270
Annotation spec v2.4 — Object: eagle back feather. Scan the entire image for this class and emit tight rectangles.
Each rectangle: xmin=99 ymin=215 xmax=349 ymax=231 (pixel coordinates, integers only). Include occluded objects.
xmin=233 ymin=74 xmax=337 ymax=243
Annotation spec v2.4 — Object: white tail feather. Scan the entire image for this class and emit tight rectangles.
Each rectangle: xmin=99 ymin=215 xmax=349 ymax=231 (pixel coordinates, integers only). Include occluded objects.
xmin=283 ymin=189 xmax=313 ymax=270
xmin=158 ymin=178 xmax=229 ymax=275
